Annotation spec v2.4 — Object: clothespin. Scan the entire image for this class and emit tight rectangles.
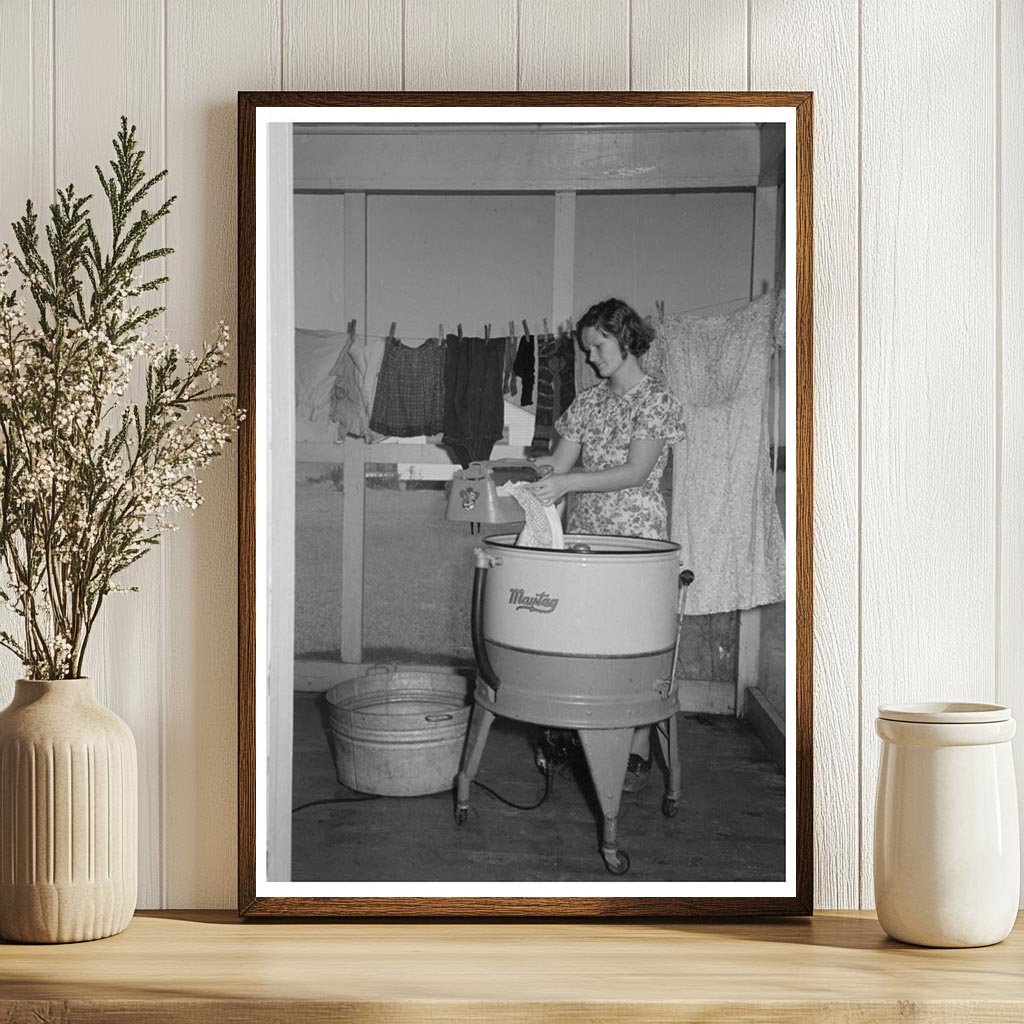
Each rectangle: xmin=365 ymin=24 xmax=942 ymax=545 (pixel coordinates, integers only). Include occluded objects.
xmin=656 ymin=300 xmax=665 ymax=322
xmin=438 ymin=323 xmax=444 ymax=342
xmin=508 ymin=320 xmax=515 ymax=341
xmin=457 ymin=323 xmax=463 ymax=339
xmin=346 ymin=319 xmax=356 ymax=339
xmin=542 ymin=317 xmax=549 ymax=339
xmin=388 ymin=322 xmax=396 ymax=341
xmin=522 ymin=319 xmax=530 ymax=337
xmin=484 ymin=323 xmax=491 ymax=341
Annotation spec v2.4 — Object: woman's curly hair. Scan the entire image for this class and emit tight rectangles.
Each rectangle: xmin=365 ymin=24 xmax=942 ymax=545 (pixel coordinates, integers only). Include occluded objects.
xmin=576 ymin=298 xmax=654 ymax=358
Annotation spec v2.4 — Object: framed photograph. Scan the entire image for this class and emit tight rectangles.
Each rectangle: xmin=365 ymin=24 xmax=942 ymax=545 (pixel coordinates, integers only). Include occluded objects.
xmin=238 ymin=91 xmax=812 ymax=916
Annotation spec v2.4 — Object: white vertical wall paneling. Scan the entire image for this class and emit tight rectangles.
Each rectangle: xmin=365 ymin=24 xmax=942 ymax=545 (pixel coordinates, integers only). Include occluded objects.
xmin=29 ymin=0 xmax=53 ymax=209
xmin=0 ymin=1 xmax=37 ymax=236
xmin=164 ymin=0 xmax=280 ymax=907
xmin=860 ymin=2 xmax=997 ymax=908
xmin=630 ymin=0 xmax=746 ymax=90
xmin=0 ymin=0 xmax=53 ymax=225
xmin=0 ymin=3 xmax=29 ymax=706
xmin=750 ymin=0 xmax=860 ymax=909
xmin=0 ymin=1 xmax=52 ymax=700
xmin=519 ymin=0 xmax=628 ymax=90
xmin=283 ymin=0 xmax=402 ymax=91
xmin=267 ymin=123 xmax=296 ymax=882
xmin=999 ymin=0 xmax=1024 ymax=901
xmin=404 ymin=0 xmax=516 ymax=90
xmin=53 ymin=0 xmax=166 ymax=909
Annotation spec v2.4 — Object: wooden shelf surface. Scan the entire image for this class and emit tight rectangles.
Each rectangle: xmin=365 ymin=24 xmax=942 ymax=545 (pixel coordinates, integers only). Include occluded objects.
xmin=2 ymin=910 xmax=1023 ymax=1022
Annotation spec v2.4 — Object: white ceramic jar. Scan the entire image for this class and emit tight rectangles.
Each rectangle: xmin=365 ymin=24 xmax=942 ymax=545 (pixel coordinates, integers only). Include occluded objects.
xmin=874 ymin=702 xmax=1019 ymax=947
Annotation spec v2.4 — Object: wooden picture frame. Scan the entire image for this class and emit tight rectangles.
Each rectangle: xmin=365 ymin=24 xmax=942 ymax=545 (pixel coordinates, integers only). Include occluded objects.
xmin=238 ymin=91 xmax=813 ymax=917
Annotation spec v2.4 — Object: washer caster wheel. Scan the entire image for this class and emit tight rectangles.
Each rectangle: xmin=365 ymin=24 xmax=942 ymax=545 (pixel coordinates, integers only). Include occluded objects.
xmin=603 ymin=849 xmax=631 ymax=875
xmin=662 ymin=796 xmax=678 ymax=818
xmin=455 ymin=806 xmax=468 ymax=826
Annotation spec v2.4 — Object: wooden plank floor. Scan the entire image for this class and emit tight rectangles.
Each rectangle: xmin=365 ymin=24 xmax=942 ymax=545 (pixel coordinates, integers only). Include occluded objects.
xmin=292 ymin=693 xmax=785 ymax=882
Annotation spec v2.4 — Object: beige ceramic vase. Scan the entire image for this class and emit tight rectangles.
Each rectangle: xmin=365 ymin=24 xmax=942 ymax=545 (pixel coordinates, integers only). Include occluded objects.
xmin=0 ymin=678 xmax=137 ymax=942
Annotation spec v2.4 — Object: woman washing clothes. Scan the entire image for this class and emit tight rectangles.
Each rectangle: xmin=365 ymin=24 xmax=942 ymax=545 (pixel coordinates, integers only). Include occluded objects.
xmin=529 ymin=297 xmax=686 ymax=792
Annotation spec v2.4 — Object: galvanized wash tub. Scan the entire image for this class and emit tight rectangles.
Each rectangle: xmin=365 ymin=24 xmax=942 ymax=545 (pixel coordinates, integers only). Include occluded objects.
xmin=325 ymin=668 xmax=472 ymax=796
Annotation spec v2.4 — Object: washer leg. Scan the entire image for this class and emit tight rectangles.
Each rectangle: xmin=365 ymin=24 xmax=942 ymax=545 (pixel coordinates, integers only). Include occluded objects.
xmin=577 ymin=728 xmax=634 ymax=874
xmin=655 ymin=712 xmax=681 ymax=817
xmin=454 ymin=702 xmax=495 ymax=824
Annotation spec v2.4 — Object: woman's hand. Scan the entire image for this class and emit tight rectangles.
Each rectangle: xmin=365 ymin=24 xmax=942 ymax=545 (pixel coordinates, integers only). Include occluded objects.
xmin=529 ymin=473 xmax=573 ymax=506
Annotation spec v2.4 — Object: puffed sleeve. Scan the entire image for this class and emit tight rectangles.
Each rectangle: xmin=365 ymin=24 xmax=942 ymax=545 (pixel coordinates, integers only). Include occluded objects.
xmin=555 ymin=388 xmax=591 ymax=443
xmin=633 ymin=383 xmax=686 ymax=444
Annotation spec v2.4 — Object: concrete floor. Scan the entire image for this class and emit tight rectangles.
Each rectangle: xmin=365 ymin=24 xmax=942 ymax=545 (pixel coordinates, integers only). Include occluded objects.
xmin=292 ymin=692 xmax=786 ymax=883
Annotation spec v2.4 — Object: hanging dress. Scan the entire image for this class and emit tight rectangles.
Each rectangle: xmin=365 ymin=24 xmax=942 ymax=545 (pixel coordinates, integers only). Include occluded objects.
xmin=441 ymin=334 xmax=507 ymax=467
xmin=347 ymin=332 xmax=387 ymax=440
xmin=294 ymin=327 xmax=349 ymax=442
xmin=529 ymin=329 xmax=576 ymax=456
xmin=659 ymin=292 xmax=786 ymax=614
xmin=369 ymin=336 xmax=445 ymax=438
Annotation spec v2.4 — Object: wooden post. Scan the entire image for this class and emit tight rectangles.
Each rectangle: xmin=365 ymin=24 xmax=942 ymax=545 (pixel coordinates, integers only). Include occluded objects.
xmin=750 ymin=185 xmax=778 ymax=298
xmin=737 ymin=608 xmax=763 ymax=718
xmin=340 ymin=438 xmax=366 ymax=665
xmin=341 ymin=193 xmax=367 ymax=666
xmin=737 ymin=182 xmax=780 ymax=717
xmin=553 ymin=191 xmax=576 ymax=330
xmin=267 ymin=123 xmax=295 ymax=882
xmin=343 ymin=192 xmax=367 ymax=339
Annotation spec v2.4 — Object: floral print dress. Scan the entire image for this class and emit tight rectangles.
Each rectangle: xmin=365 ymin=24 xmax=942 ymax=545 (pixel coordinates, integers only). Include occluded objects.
xmin=555 ymin=375 xmax=686 ymax=541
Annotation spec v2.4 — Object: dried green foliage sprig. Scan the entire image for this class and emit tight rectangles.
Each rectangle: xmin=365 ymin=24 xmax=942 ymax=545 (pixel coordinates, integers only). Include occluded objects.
xmin=0 ymin=117 xmax=242 ymax=679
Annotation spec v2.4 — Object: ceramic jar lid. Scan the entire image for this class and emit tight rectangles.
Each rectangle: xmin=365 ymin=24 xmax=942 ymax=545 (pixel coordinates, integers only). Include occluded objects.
xmin=877 ymin=701 xmax=1011 ymax=724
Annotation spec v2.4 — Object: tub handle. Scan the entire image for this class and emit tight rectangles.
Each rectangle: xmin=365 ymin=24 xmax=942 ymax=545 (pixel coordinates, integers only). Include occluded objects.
xmin=665 ymin=570 xmax=695 ymax=701
xmin=425 ymin=713 xmax=454 ymax=722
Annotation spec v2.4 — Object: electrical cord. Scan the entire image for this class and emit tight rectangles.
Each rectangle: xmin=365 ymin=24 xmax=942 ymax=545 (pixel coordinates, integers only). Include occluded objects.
xmin=292 ymin=794 xmax=381 ymax=813
xmin=292 ymin=756 xmax=573 ymax=815
xmin=470 ymin=770 xmax=553 ymax=811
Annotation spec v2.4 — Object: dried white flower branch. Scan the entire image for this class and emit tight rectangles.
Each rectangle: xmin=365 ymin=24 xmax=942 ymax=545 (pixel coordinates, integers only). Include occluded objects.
xmin=0 ymin=118 xmax=243 ymax=679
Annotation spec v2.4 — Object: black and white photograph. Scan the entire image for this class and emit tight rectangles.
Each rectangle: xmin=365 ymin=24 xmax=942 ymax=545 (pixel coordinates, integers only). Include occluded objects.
xmin=242 ymin=96 xmax=811 ymax=914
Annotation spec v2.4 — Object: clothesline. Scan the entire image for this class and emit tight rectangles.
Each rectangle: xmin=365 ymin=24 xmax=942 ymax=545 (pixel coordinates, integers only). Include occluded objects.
xmin=345 ymin=294 xmax=756 ymax=343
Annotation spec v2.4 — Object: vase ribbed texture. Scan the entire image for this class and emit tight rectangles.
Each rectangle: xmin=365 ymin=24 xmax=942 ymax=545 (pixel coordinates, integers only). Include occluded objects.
xmin=0 ymin=678 xmax=137 ymax=943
